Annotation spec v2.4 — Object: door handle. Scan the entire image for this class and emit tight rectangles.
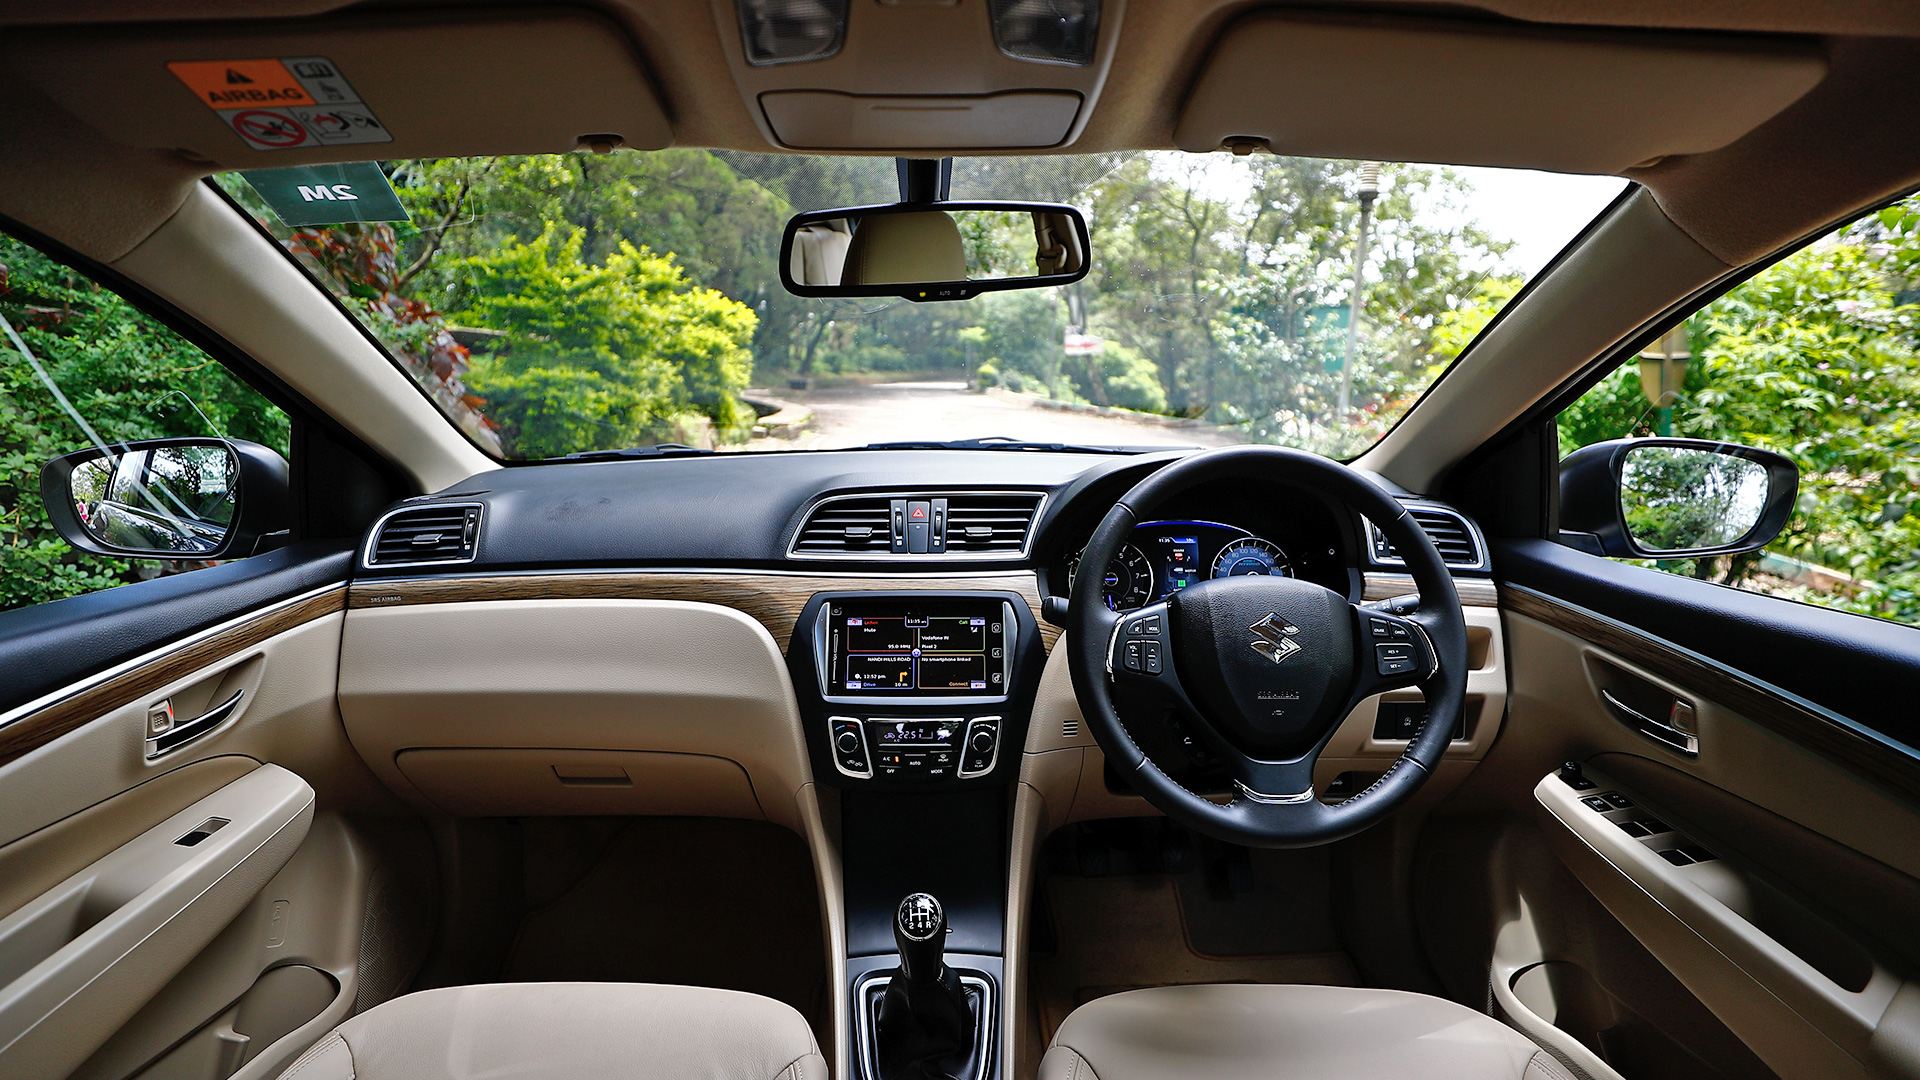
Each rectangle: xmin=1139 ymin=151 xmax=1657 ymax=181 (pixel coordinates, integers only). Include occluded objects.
xmin=145 ymin=690 xmax=244 ymax=759
xmin=1601 ymin=688 xmax=1698 ymax=757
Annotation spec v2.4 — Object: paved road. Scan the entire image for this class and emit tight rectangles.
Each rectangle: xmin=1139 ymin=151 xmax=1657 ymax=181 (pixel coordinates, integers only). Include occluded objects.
xmin=742 ymin=381 xmax=1237 ymax=452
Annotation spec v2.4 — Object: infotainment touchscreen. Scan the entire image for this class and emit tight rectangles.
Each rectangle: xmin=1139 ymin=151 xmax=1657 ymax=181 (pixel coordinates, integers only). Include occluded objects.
xmin=825 ymin=600 xmax=1008 ymax=696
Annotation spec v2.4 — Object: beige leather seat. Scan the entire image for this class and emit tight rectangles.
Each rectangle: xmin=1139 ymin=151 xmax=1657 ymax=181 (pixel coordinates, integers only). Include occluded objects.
xmin=280 ymin=982 xmax=825 ymax=1080
xmin=842 ymin=211 xmax=966 ymax=285
xmin=1039 ymin=984 xmax=1574 ymax=1080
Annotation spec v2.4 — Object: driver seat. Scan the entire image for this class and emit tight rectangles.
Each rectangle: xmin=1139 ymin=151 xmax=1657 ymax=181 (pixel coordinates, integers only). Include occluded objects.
xmin=1040 ymin=984 xmax=1574 ymax=1080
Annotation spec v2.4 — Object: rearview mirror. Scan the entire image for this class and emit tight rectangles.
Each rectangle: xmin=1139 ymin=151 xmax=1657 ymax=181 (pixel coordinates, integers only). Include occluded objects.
xmin=780 ymin=201 xmax=1090 ymax=302
xmin=41 ymin=437 xmax=291 ymax=560
xmin=1558 ymin=437 xmax=1798 ymax=559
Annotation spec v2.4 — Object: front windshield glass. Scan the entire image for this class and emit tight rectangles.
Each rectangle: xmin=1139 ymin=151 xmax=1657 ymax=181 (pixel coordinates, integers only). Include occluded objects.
xmin=216 ymin=153 xmax=1624 ymax=460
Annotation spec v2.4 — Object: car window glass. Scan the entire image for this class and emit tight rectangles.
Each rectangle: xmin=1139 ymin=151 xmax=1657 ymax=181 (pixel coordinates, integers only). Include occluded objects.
xmin=1559 ymin=191 xmax=1920 ymax=627
xmin=0 ymin=231 xmax=290 ymax=614
xmin=215 ymin=153 xmax=1624 ymax=461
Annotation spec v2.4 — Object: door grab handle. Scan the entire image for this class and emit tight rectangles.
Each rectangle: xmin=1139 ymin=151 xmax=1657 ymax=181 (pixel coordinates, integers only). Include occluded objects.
xmin=1601 ymin=688 xmax=1698 ymax=757
xmin=146 ymin=690 xmax=244 ymax=759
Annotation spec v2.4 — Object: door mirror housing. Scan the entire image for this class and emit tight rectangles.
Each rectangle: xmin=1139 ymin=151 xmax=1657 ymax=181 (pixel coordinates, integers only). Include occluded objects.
xmin=1559 ymin=438 xmax=1798 ymax=559
xmin=780 ymin=200 xmax=1090 ymax=302
xmin=41 ymin=438 xmax=291 ymax=560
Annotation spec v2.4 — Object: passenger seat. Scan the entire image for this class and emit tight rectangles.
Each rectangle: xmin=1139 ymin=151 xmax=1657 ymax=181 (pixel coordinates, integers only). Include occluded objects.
xmin=279 ymin=982 xmax=825 ymax=1080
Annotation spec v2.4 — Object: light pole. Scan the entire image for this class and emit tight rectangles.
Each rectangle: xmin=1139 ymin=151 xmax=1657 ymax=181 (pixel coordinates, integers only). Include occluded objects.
xmin=1638 ymin=324 xmax=1691 ymax=436
xmin=1339 ymin=162 xmax=1381 ymax=419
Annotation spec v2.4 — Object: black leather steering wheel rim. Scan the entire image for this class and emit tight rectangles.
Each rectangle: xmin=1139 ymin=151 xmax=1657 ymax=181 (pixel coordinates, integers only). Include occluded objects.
xmin=1065 ymin=445 xmax=1469 ymax=848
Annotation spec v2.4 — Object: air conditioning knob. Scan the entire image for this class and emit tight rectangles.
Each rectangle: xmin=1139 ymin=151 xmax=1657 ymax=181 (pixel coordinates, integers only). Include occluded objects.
xmin=970 ymin=729 xmax=996 ymax=755
xmin=837 ymin=730 xmax=862 ymax=755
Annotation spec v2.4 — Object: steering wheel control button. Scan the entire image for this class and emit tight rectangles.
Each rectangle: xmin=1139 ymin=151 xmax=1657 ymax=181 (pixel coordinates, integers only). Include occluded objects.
xmin=1143 ymin=641 xmax=1163 ymax=674
xmin=1130 ymin=615 xmax=1162 ymax=635
xmin=1374 ymin=642 xmax=1417 ymax=675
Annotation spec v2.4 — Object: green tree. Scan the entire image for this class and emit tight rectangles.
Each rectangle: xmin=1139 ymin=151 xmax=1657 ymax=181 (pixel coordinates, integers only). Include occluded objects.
xmin=444 ymin=227 xmax=758 ymax=458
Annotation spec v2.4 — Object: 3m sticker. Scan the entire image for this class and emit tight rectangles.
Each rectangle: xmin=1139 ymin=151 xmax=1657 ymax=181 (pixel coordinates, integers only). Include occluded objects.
xmin=167 ymin=56 xmax=392 ymax=151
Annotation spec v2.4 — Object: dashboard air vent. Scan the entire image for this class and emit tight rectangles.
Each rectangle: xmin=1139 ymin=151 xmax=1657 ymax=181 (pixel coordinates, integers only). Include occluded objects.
xmin=944 ymin=492 xmax=1043 ymax=555
xmin=1369 ymin=506 xmax=1484 ymax=569
xmin=793 ymin=496 xmax=894 ymax=554
xmin=368 ymin=504 xmax=481 ymax=566
xmin=791 ymin=490 xmax=1046 ymax=559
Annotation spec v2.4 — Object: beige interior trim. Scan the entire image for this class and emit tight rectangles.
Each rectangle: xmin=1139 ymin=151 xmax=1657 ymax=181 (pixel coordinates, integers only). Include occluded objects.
xmin=1175 ymin=11 xmax=1824 ymax=172
xmin=1356 ymin=188 xmax=1731 ymax=492
xmin=797 ymin=782 xmax=848 ymax=1080
xmin=1536 ymin=764 xmax=1905 ymax=1079
xmin=0 ymin=765 xmax=314 ymax=1080
xmin=337 ymin=598 xmax=816 ymax=831
xmin=111 ymin=186 xmax=496 ymax=492
xmin=393 ymin=748 xmax=765 ymax=820
xmin=6 ymin=8 xmax=671 ymax=170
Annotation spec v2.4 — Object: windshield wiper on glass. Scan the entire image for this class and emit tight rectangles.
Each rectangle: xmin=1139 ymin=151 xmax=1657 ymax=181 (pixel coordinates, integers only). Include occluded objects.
xmin=558 ymin=443 xmax=714 ymax=462
xmin=858 ymin=437 xmax=1176 ymax=455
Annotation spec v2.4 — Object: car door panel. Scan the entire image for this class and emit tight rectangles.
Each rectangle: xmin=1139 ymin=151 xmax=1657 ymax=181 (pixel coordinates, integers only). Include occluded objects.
xmin=0 ymin=764 xmax=314 ymax=1080
xmin=0 ymin=562 xmax=432 ymax=1080
xmin=0 ymin=542 xmax=353 ymax=729
xmin=1477 ymin=540 xmax=1920 ymax=1079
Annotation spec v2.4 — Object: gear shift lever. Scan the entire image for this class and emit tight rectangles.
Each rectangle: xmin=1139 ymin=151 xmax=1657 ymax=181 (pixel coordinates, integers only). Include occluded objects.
xmin=877 ymin=893 xmax=976 ymax=1080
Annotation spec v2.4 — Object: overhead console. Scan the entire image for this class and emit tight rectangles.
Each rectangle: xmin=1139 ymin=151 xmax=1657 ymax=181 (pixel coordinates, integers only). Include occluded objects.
xmin=713 ymin=0 xmax=1127 ymax=152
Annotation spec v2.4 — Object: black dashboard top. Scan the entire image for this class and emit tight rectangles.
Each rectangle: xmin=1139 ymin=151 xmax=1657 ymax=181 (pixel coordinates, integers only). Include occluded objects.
xmin=359 ymin=447 xmax=1465 ymax=586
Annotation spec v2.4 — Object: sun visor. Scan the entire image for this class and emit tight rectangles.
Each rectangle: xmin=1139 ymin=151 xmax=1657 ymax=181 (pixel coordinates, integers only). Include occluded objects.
xmin=4 ymin=9 xmax=672 ymax=168
xmin=1173 ymin=13 xmax=1826 ymax=174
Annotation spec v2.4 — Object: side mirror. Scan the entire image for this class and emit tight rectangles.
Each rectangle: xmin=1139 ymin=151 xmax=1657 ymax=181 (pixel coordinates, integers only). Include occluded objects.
xmin=40 ymin=438 xmax=291 ymax=560
xmin=780 ymin=200 xmax=1090 ymax=302
xmin=1559 ymin=437 xmax=1798 ymax=559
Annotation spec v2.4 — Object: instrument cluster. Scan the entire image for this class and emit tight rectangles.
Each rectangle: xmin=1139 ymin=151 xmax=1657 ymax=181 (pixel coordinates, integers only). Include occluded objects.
xmin=1068 ymin=520 xmax=1300 ymax=612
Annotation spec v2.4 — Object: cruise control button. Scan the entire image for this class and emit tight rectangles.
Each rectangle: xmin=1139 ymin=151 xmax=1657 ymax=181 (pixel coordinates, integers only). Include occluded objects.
xmin=1375 ymin=642 xmax=1417 ymax=676
xmin=1369 ymin=617 xmax=1392 ymax=637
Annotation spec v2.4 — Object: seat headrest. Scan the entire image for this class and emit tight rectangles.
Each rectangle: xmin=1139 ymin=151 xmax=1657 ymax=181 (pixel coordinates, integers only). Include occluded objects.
xmin=842 ymin=211 xmax=966 ymax=286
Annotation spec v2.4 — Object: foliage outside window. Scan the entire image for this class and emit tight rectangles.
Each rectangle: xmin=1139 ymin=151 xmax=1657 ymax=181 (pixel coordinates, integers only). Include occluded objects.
xmin=220 ymin=151 xmax=1610 ymax=461
xmin=0 ymin=234 xmax=288 ymax=613
xmin=1560 ymin=193 xmax=1920 ymax=626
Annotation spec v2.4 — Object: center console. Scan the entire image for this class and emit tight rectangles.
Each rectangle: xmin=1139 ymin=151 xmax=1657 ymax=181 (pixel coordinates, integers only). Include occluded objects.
xmin=787 ymin=591 xmax=1045 ymax=1080
xmin=790 ymin=591 xmax=1044 ymax=793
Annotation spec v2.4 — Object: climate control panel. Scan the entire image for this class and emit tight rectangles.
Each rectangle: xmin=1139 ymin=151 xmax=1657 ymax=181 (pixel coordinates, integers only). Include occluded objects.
xmin=829 ymin=715 xmax=1001 ymax=782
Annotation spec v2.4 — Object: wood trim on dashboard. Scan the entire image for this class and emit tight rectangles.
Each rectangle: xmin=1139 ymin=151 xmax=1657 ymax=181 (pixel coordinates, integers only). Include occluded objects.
xmin=1501 ymin=584 xmax=1920 ymax=802
xmin=0 ymin=585 xmax=347 ymax=768
xmin=1364 ymin=573 xmax=1498 ymax=607
xmin=347 ymin=571 xmax=1061 ymax=653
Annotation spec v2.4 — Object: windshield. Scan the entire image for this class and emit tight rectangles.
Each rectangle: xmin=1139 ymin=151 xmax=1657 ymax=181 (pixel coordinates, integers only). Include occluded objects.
xmin=216 ymin=153 xmax=1625 ymax=460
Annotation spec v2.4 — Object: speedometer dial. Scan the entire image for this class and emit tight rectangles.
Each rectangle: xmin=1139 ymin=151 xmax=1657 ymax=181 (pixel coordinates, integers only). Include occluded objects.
xmin=1069 ymin=543 xmax=1155 ymax=611
xmin=1210 ymin=538 xmax=1294 ymax=579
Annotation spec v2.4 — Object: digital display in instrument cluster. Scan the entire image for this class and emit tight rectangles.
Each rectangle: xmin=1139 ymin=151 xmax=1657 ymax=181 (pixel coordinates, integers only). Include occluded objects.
xmin=828 ymin=601 xmax=1009 ymax=695
xmin=1156 ymin=534 xmax=1203 ymax=593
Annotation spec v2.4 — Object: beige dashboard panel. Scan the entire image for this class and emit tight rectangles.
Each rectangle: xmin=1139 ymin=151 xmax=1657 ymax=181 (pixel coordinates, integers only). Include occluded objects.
xmin=337 ymin=599 xmax=814 ymax=831
xmin=394 ymin=748 xmax=763 ymax=820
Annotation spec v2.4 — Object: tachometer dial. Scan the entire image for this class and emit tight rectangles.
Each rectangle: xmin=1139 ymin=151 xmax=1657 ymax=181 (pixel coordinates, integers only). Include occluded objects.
xmin=1210 ymin=538 xmax=1294 ymax=579
xmin=1069 ymin=543 xmax=1155 ymax=611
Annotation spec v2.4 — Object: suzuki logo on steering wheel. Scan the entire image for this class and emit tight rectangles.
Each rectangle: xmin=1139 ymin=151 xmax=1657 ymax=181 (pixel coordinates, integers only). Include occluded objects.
xmin=1249 ymin=612 xmax=1302 ymax=664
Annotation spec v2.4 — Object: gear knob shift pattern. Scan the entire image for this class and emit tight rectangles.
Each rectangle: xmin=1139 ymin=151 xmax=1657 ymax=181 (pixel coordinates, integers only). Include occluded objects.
xmin=895 ymin=893 xmax=948 ymax=982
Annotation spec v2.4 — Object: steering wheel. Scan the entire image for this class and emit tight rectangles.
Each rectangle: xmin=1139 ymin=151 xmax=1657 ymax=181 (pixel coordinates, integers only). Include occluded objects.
xmin=1066 ymin=446 xmax=1469 ymax=848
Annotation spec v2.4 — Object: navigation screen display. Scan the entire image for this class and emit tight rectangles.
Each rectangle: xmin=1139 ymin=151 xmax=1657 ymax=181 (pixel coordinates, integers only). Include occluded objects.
xmin=827 ymin=601 xmax=1008 ymax=696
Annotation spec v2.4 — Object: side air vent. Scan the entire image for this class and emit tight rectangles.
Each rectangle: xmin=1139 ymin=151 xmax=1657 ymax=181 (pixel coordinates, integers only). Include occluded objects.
xmin=366 ymin=504 xmax=482 ymax=567
xmin=1062 ymin=716 xmax=1080 ymax=740
xmin=790 ymin=490 xmax=1046 ymax=559
xmin=792 ymin=496 xmax=894 ymax=554
xmin=1368 ymin=505 xmax=1486 ymax=570
xmin=944 ymin=492 xmax=1043 ymax=555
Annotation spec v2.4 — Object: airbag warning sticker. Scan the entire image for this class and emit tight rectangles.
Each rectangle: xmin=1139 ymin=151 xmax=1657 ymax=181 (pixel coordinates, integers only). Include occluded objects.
xmin=166 ymin=56 xmax=392 ymax=151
